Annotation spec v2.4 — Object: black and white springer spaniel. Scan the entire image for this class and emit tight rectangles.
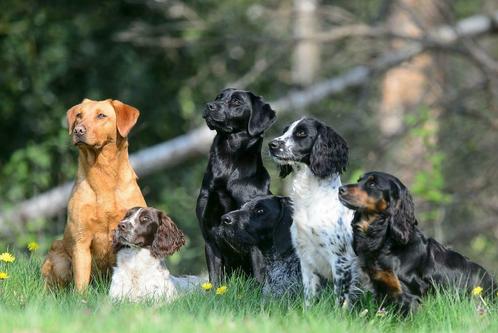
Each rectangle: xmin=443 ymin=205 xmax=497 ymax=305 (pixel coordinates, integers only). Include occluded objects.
xmin=269 ymin=117 xmax=363 ymax=306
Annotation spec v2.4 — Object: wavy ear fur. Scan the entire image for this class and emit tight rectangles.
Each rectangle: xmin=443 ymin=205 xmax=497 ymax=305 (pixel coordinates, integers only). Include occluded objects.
xmin=272 ymin=197 xmax=294 ymax=256
xmin=248 ymin=92 xmax=276 ymax=136
xmin=151 ymin=211 xmax=186 ymax=258
xmin=310 ymin=123 xmax=349 ymax=178
xmin=388 ymin=180 xmax=417 ymax=245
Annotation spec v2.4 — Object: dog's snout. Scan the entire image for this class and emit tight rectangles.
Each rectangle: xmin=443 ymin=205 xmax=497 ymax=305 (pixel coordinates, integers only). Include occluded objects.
xmin=118 ymin=222 xmax=130 ymax=232
xmin=269 ymin=139 xmax=283 ymax=150
xmin=222 ymin=215 xmax=233 ymax=225
xmin=338 ymin=186 xmax=346 ymax=196
xmin=74 ymin=124 xmax=86 ymax=137
xmin=207 ymin=102 xmax=216 ymax=111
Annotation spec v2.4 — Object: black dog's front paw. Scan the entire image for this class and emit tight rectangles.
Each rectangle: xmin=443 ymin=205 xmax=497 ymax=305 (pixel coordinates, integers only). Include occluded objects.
xmin=396 ymin=293 xmax=421 ymax=316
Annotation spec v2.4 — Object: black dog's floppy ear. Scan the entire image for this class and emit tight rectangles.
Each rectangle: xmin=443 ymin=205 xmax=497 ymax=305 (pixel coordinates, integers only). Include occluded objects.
xmin=151 ymin=210 xmax=186 ymax=258
xmin=388 ymin=180 xmax=417 ymax=245
xmin=248 ymin=92 xmax=276 ymax=136
xmin=310 ymin=123 xmax=349 ymax=178
xmin=272 ymin=197 xmax=294 ymax=256
xmin=279 ymin=165 xmax=293 ymax=178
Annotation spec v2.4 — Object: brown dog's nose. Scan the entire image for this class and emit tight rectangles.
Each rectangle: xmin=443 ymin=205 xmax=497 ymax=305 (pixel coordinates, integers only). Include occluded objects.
xmin=118 ymin=222 xmax=130 ymax=232
xmin=74 ymin=124 xmax=86 ymax=136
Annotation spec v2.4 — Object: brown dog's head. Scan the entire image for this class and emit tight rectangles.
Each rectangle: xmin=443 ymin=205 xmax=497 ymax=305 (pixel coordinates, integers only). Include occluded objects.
xmin=66 ymin=99 xmax=139 ymax=149
xmin=112 ymin=207 xmax=186 ymax=258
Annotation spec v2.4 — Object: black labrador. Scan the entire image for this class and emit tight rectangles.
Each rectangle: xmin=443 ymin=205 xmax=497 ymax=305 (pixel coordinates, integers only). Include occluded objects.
xmin=219 ymin=195 xmax=302 ymax=297
xmin=196 ymin=88 xmax=276 ymax=285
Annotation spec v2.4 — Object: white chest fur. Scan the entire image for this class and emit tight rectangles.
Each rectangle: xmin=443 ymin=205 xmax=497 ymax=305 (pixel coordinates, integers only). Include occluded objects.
xmin=109 ymin=248 xmax=178 ymax=302
xmin=289 ymin=166 xmax=360 ymax=304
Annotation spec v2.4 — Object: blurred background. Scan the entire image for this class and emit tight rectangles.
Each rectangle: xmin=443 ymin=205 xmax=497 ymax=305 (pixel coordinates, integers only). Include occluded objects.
xmin=0 ymin=0 xmax=497 ymax=275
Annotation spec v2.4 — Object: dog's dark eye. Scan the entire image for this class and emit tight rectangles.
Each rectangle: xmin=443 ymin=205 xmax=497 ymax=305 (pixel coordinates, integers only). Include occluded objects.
xmin=295 ymin=130 xmax=307 ymax=138
xmin=140 ymin=216 xmax=150 ymax=224
xmin=76 ymin=113 xmax=82 ymax=119
xmin=368 ymin=181 xmax=376 ymax=188
xmin=255 ymin=208 xmax=265 ymax=215
xmin=97 ymin=113 xmax=107 ymax=119
xmin=231 ymin=98 xmax=241 ymax=106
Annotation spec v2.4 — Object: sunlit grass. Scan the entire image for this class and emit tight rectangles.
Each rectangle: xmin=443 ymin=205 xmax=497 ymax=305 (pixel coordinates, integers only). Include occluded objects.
xmin=0 ymin=252 xmax=496 ymax=333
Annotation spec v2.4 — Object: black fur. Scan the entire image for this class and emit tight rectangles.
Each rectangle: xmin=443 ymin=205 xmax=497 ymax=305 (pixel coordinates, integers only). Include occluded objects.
xmin=339 ymin=171 xmax=497 ymax=315
xmin=196 ymin=88 xmax=276 ymax=285
xmin=219 ymin=195 xmax=302 ymax=297
xmin=268 ymin=117 xmax=348 ymax=179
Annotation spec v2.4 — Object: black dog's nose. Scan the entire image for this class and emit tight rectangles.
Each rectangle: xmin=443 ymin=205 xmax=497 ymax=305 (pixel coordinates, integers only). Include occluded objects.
xmin=338 ymin=186 xmax=346 ymax=195
xmin=206 ymin=102 xmax=216 ymax=111
xmin=222 ymin=215 xmax=233 ymax=225
xmin=73 ymin=124 xmax=86 ymax=136
xmin=268 ymin=139 xmax=282 ymax=150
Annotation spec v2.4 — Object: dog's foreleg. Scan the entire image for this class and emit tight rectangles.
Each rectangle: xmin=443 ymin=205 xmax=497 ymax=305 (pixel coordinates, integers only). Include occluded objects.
xmin=301 ymin=260 xmax=320 ymax=307
xmin=205 ymin=243 xmax=224 ymax=286
xmin=72 ymin=240 xmax=92 ymax=292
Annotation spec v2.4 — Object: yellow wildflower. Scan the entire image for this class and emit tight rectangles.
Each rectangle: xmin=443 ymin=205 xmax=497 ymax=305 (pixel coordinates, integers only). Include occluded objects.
xmin=472 ymin=286 xmax=483 ymax=297
xmin=0 ymin=272 xmax=9 ymax=280
xmin=27 ymin=242 xmax=39 ymax=252
xmin=201 ymin=282 xmax=213 ymax=291
xmin=0 ymin=252 xmax=15 ymax=263
xmin=215 ymin=285 xmax=228 ymax=295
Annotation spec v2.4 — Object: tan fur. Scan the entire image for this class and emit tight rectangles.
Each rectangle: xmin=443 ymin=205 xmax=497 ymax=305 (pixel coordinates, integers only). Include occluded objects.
xmin=357 ymin=213 xmax=380 ymax=233
xmin=41 ymin=99 xmax=146 ymax=292
xmin=372 ymin=270 xmax=402 ymax=296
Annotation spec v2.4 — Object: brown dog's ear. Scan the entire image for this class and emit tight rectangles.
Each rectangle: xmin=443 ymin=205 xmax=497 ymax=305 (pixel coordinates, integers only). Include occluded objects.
xmin=66 ymin=104 xmax=81 ymax=135
xmin=111 ymin=100 xmax=140 ymax=138
xmin=151 ymin=211 xmax=186 ymax=258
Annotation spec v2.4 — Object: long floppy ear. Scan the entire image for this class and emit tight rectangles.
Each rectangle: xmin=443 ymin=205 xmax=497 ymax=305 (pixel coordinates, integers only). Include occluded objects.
xmin=310 ymin=123 xmax=349 ymax=178
xmin=272 ymin=197 xmax=294 ymax=256
xmin=247 ymin=92 xmax=276 ymax=136
xmin=111 ymin=99 xmax=140 ymax=138
xmin=66 ymin=104 xmax=81 ymax=135
xmin=279 ymin=165 xmax=293 ymax=178
xmin=387 ymin=180 xmax=417 ymax=245
xmin=151 ymin=211 xmax=186 ymax=258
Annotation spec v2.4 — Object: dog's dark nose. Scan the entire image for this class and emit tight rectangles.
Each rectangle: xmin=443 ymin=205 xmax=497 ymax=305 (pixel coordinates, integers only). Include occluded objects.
xmin=118 ymin=222 xmax=129 ymax=231
xmin=222 ymin=215 xmax=233 ymax=225
xmin=268 ymin=139 xmax=282 ymax=150
xmin=74 ymin=124 xmax=86 ymax=136
xmin=338 ymin=186 xmax=346 ymax=195
xmin=206 ymin=102 xmax=216 ymax=111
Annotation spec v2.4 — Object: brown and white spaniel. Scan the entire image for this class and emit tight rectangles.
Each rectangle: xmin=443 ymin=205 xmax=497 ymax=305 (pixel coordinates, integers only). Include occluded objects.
xmin=110 ymin=207 xmax=201 ymax=302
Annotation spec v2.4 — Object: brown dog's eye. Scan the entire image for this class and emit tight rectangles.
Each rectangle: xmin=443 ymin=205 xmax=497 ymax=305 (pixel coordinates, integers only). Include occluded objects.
xmin=76 ymin=113 xmax=82 ymax=119
xmin=97 ymin=113 xmax=107 ymax=119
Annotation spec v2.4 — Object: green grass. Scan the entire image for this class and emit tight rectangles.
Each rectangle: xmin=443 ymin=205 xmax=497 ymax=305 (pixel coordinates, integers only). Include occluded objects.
xmin=0 ymin=253 xmax=496 ymax=333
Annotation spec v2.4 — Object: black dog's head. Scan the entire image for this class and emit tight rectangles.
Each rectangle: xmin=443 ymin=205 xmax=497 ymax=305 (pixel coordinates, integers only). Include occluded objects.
xmin=268 ymin=117 xmax=349 ymax=178
xmin=339 ymin=171 xmax=417 ymax=244
xmin=202 ymin=88 xmax=276 ymax=136
xmin=112 ymin=207 xmax=186 ymax=258
xmin=218 ymin=196 xmax=293 ymax=256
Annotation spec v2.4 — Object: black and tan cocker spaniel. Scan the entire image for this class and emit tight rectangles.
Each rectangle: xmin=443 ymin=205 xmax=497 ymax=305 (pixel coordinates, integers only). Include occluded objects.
xmin=339 ymin=171 xmax=496 ymax=315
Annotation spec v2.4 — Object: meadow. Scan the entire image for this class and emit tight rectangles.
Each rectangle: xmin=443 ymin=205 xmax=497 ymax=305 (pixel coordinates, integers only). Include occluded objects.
xmin=0 ymin=251 xmax=496 ymax=333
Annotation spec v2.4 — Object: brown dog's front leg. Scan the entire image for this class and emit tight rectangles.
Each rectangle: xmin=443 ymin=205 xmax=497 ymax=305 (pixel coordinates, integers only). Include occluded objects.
xmin=72 ymin=241 xmax=92 ymax=292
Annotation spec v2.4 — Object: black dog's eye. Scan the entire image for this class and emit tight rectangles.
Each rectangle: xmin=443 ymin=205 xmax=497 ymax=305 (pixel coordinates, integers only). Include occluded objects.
xmin=368 ymin=181 xmax=376 ymax=188
xmin=231 ymin=98 xmax=241 ymax=106
xmin=255 ymin=208 xmax=265 ymax=215
xmin=295 ymin=130 xmax=307 ymax=138
xmin=97 ymin=113 xmax=107 ymax=119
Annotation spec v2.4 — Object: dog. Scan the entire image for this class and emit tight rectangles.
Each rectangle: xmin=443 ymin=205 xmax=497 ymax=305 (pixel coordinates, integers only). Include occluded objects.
xmin=218 ymin=195 xmax=302 ymax=297
xmin=339 ymin=171 xmax=497 ymax=314
xmin=196 ymin=88 xmax=276 ymax=285
xmin=269 ymin=117 xmax=363 ymax=306
xmin=41 ymin=98 xmax=146 ymax=291
xmin=110 ymin=207 xmax=201 ymax=302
